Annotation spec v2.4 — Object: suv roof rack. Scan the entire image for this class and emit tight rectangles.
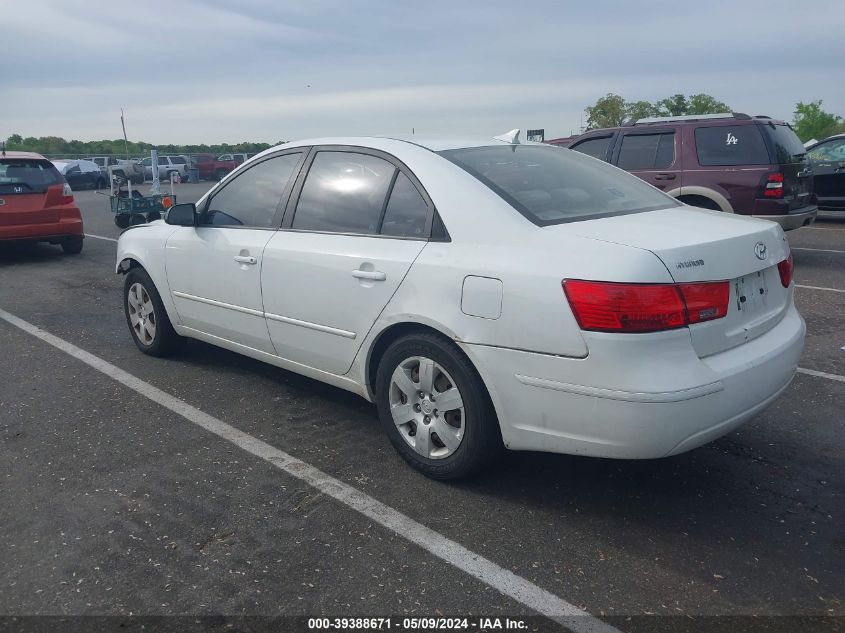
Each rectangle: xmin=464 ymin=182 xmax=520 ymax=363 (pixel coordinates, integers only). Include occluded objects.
xmin=628 ymin=112 xmax=752 ymax=126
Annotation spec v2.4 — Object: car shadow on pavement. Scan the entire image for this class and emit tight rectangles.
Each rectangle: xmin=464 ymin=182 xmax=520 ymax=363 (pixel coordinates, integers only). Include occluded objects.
xmin=0 ymin=242 xmax=68 ymax=265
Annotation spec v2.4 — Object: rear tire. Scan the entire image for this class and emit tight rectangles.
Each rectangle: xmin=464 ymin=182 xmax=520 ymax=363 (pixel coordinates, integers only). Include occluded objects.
xmin=215 ymin=169 xmax=229 ymax=180
xmin=375 ymin=332 xmax=502 ymax=480
xmin=61 ymin=236 xmax=83 ymax=255
xmin=95 ymin=177 xmax=107 ymax=190
xmin=123 ymin=267 xmax=184 ymax=357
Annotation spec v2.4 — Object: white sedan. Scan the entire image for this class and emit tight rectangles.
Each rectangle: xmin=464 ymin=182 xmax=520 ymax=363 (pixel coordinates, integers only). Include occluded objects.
xmin=115 ymin=132 xmax=805 ymax=479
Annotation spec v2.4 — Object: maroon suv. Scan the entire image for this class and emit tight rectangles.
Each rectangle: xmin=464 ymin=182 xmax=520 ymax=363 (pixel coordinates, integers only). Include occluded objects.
xmin=556 ymin=113 xmax=817 ymax=230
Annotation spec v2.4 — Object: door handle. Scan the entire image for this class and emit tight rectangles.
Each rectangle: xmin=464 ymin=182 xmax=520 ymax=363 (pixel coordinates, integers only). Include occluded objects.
xmin=234 ymin=255 xmax=257 ymax=265
xmin=352 ymin=269 xmax=386 ymax=281
xmin=654 ymin=173 xmax=676 ymax=180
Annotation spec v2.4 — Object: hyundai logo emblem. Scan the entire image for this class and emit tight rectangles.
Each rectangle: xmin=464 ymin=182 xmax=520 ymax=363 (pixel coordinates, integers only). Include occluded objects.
xmin=754 ymin=242 xmax=768 ymax=261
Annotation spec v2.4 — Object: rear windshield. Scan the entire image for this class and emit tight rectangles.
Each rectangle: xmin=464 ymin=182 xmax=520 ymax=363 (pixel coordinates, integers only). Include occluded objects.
xmin=438 ymin=145 xmax=679 ymax=225
xmin=0 ymin=159 xmax=63 ymax=194
xmin=762 ymin=124 xmax=807 ymax=164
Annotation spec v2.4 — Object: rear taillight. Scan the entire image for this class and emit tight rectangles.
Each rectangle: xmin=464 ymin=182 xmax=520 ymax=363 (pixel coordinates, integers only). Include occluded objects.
xmin=777 ymin=252 xmax=794 ymax=288
xmin=562 ymin=280 xmax=730 ymax=333
xmin=761 ymin=172 xmax=784 ymax=198
xmin=61 ymin=182 xmax=74 ymax=204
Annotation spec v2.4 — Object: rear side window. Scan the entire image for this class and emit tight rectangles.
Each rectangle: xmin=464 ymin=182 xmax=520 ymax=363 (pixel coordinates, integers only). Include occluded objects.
xmin=170 ymin=157 xmax=187 ymax=164
xmin=617 ymin=133 xmax=675 ymax=170
xmin=0 ymin=159 xmax=63 ymax=194
xmin=202 ymin=153 xmax=302 ymax=228
xmin=292 ymin=152 xmax=396 ymax=234
xmin=695 ymin=125 xmax=769 ymax=166
xmin=380 ymin=172 xmax=428 ymax=238
xmin=439 ymin=145 xmax=679 ymax=226
xmin=762 ymin=124 xmax=807 ymax=164
xmin=570 ymin=136 xmax=613 ymax=161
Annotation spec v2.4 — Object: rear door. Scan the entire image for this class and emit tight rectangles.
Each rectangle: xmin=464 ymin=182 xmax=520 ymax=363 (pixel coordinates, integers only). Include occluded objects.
xmin=612 ymin=128 xmax=681 ymax=191
xmin=807 ymin=137 xmax=845 ymax=211
xmin=165 ymin=150 xmax=305 ymax=353
xmin=261 ymin=147 xmax=431 ymax=375
xmin=0 ymin=158 xmax=64 ymax=227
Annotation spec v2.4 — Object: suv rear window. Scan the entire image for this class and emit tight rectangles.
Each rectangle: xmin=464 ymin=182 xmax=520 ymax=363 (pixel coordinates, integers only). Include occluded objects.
xmin=438 ymin=145 xmax=679 ymax=226
xmin=694 ymin=125 xmax=770 ymax=166
xmin=0 ymin=159 xmax=63 ymax=194
xmin=761 ymin=124 xmax=807 ymax=164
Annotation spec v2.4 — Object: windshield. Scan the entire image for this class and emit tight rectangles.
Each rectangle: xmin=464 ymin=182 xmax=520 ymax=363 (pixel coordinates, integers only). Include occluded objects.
xmin=438 ymin=145 xmax=680 ymax=225
xmin=0 ymin=158 xmax=63 ymax=194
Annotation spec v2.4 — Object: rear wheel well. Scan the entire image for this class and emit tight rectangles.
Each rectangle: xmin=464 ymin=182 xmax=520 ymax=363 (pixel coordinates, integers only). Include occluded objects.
xmin=677 ymin=194 xmax=723 ymax=212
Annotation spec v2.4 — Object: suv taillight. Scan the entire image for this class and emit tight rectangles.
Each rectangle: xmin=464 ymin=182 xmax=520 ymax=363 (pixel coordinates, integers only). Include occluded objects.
xmin=562 ymin=280 xmax=730 ymax=333
xmin=61 ymin=182 xmax=74 ymax=204
xmin=777 ymin=253 xmax=794 ymax=288
xmin=761 ymin=172 xmax=784 ymax=198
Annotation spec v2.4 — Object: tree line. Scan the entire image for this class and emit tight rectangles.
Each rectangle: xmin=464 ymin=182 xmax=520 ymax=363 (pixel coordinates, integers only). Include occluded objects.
xmin=1 ymin=134 xmax=281 ymax=159
xmin=584 ymin=93 xmax=845 ymax=142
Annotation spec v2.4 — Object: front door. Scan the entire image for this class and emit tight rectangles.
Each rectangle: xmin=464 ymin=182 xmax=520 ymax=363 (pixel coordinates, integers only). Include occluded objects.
xmin=165 ymin=151 xmax=305 ymax=353
xmin=808 ymin=137 xmax=845 ymax=211
xmin=261 ymin=149 xmax=432 ymax=375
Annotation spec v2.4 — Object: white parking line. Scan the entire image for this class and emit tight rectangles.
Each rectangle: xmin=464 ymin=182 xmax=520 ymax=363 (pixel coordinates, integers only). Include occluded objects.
xmin=0 ymin=306 xmax=618 ymax=633
xmin=85 ymin=233 xmax=118 ymax=242
xmin=797 ymin=367 xmax=845 ymax=384
xmin=791 ymin=247 xmax=845 ymax=255
xmin=796 ymin=284 xmax=845 ymax=294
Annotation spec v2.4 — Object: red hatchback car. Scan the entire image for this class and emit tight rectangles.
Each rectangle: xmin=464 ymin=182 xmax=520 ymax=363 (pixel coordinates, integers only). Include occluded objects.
xmin=0 ymin=151 xmax=84 ymax=254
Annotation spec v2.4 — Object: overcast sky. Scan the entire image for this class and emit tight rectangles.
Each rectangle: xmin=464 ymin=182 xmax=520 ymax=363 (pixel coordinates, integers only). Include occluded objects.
xmin=2 ymin=0 xmax=843 ymax=144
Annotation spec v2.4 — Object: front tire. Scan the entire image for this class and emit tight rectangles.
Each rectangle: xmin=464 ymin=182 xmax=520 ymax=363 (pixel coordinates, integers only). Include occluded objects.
xmin=375 ymin=332 xmax=502 ymax=480
xmin=123 ymin=267 xmax=184 ymax=356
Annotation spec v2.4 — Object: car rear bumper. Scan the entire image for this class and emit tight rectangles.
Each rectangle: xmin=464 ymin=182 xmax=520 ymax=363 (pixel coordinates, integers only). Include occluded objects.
xmin=0 ymin=218 xmax=84 ymax=241
xmin=462 ymin=303 xmax=805 ymax=459
xmin=752 ymin=205 xmax=817 ymax=231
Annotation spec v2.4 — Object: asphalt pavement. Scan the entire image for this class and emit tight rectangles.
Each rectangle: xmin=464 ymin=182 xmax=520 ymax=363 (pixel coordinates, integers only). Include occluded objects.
xmin=1 ymin=184 xmax=843 ymax=633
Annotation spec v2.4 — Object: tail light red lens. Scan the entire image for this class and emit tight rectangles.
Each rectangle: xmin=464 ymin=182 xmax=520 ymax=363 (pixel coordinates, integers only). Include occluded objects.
xmin=777 ymin=252 xmax=794 ymax=288
xmin=562 ymin=280 xmax=730 ymax=333
xmin=762 ymin=172 xmax=784 ymax=198
xmin=61 ymin=182 xmax=74 ymax=204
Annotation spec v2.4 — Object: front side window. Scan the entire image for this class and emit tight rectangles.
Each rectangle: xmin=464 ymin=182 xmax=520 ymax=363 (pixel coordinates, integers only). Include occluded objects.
xmin=617 ymin=133 xmax=675 ymax=170
xmin=292 ymin=151 xmax=396 ymax=234
xmin=809 ymin=138 xmax=845 ymax=164
xmin=695 ymin=125 xmax=769 ymax=166
xmin=570 ymin=135 xmax=613 ymax=161
xmin=201 ymin=153 xmax=302 ymax=228
xmin=439 ymin=144 xmax=679 ymax=226
xmin=142 ymin=158 xmax=151 ymax=166
xmin=218 ymin=154 xmax=232 ymax=161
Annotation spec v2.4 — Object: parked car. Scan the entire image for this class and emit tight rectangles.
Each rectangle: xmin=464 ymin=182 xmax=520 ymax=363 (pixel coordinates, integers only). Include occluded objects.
xmin=0 ymin=151 xmax=84 ymax=253
xmin=52 ymin=159 xmax=107 ymax=190
xmin=85 ymin=156 xmax=144 ymax=184
xmin=188 ymin=153 xmax=236 ymax=180
xmin=565 ymin=113 xmax=817 ymax=230
xmin=805 ymin=134 xmax=845 ymax=213
xmin=218 ymin=152 xmax=257 ymax=166
xmin=115 ymin=134 xmax=804 ymax=479
xmin=141 ymin=155 xmax=188 ymax=180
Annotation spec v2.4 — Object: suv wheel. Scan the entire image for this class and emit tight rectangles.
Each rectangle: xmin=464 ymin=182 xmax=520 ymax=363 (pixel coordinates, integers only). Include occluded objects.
xmin=123 ymin=268 xmax=184 ymax=356
xmin=215 ymin=169 xmax=229 ymax=180
xmin=375 ymin=332 xmax=502 ymax=480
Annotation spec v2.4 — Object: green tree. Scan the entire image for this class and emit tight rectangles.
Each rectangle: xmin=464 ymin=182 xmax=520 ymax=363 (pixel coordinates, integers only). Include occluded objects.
xmin=687 ymin=93 xmax=731 ymax=115
xmin=624 ymin=100 xmax=656 ymax=122
xmin=655 ymin=94 xmax=689 ymax=117
xmin=6 ymin=133 xmax=23 ymax=147
xmin=793 ymin=100 xmax=844 ymax=142
xmin=585 ymin=93 xmax=627 ymax=129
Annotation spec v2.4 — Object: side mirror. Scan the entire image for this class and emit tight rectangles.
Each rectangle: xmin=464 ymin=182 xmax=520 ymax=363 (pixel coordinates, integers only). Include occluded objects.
xmin=165 ymin=203 xmax=196 ymax=226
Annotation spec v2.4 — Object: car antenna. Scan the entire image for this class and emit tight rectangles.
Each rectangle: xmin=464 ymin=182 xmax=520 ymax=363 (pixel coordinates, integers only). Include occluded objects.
xmin=1 ymin=141 xmax=5 ymax=157
xmin=493 ymin=129 xmax=520 ymax=145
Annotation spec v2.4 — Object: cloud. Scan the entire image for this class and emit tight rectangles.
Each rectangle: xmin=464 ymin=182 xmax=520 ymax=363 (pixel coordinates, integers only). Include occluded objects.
xmin=2 ymin=0 xmax=843 ymax=144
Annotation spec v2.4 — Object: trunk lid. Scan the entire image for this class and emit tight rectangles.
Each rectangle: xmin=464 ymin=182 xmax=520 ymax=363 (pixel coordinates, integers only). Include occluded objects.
xmin=565 ymin=207 xmax=792 ymax=356
xmin=761 ymin=123 xmax=814 ymax=211
xmin=0 ymin=157 xmax=65 ymax=226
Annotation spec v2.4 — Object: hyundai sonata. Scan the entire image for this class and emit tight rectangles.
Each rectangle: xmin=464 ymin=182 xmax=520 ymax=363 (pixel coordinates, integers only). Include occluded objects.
xmin=116 ymin=132 xmax=805 ymax=479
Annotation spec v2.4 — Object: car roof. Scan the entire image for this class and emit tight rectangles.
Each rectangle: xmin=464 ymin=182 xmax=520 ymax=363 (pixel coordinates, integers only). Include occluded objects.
xmin=1 ymin=150 xmax=48 ymax=160
xmin=268 ymin=135 xmax=546 ymax=154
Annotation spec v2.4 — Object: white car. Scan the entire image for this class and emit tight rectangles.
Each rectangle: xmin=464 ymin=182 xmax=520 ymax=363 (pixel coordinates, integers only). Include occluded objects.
xmin=115 ymin=132 xmax=805 ymax=479
xmin=140 ymin=155 xmax=188 ymax=180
